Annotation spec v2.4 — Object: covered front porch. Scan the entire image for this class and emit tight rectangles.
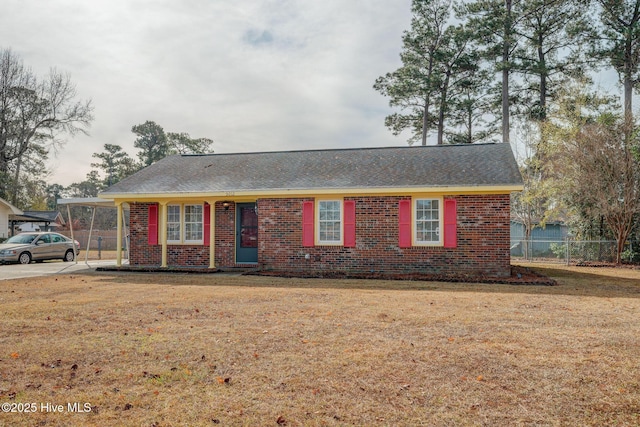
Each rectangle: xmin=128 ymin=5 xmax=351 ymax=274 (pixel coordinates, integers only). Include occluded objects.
xmin=122 ymin=199 xmax=258 ymax=270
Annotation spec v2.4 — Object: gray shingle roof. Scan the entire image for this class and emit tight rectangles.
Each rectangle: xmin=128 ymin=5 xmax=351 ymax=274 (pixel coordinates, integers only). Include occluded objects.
xmin=100 ymin=143 xmax=523 ymax=196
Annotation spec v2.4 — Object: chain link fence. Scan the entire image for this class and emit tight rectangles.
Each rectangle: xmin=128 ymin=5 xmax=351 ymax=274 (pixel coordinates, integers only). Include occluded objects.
xmin=511 ymin=239 xmax=620 ymax=265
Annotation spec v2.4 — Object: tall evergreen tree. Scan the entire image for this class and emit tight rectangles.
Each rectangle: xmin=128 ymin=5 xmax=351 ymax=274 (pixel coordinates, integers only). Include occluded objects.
xmin=374 ymin=0 xmax=453 ymax=145
xmin=132 ymin=121 xmax=168 ymax=167
xmin=595 ymin=0 xmax=640 ymax=124
xmin=459 ymin=0 xmax=523 ymax=144
xmin=514 ymin=0 xmax=593 ymax=122
xmin=91 ymin=143 xmax=138 ymax=186
xmin=446 ymin=66 xmax=499 ymax=144
xmin=432 ymin=24 xmax=482 ymax=144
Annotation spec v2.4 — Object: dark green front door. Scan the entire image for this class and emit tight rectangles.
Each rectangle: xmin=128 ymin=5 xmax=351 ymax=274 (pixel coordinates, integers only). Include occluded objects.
xmin=236 ymin=203 xmax=258 ymax=263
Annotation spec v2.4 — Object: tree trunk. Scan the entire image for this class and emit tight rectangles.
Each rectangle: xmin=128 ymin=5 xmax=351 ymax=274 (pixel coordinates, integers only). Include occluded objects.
xmin=538 ymin=37 xmax=547 ymax=120
xmin=422 ymin=97 xmax=429 ymax=146
xmin=437 ymin=73 xmax=451 ymax=145
xmin=624 ymin=76 xmax=633 ymax=127
xmin=10 ymin=154 xmax=22 ymax=205
xmin=422 ymin=54 xmax=436 ymax=146
xmin=467 ymin=103 xmax=473 ymax=144
xmin=502 ymin=0 xmax=512 ymax=144
xmin=502 ymin=68 xmax=510 ymax=144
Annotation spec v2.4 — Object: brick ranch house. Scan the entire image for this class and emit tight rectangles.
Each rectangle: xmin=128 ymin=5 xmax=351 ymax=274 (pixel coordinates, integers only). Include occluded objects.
xmin=99 ymin=143 xmax=523 ymax=277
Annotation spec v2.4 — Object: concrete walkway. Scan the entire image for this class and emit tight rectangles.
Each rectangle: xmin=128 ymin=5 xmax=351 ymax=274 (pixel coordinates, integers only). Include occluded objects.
xmin=0 ymin=259 xmax=119 ymax=281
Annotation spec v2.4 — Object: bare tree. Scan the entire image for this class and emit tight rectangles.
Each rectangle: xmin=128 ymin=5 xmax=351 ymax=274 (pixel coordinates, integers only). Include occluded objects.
xmin=0 ymin=48 xmax=93 ymax=205
xmin=551 ymin=117 xmax=640 ymax=263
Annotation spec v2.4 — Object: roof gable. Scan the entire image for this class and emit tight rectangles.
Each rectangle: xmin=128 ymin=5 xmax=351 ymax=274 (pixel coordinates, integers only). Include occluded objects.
xmin=23 ymin=211 xmax=64 ymax=223
xmin=101 ymin=144 xmax=523 ymax=197
xmin=0 ymin=197 xmax=23 ymax=214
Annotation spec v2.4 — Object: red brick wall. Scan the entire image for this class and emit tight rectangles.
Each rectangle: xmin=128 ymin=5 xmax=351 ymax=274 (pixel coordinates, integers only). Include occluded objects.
xmin=214 ymin=202 xmax=235 ymax=267
xmin=257 ymin=195 xmax=511 ymax=277
xmin=129 ymin=202 xmax=161 ymax=266
xmin=129 ymin=194 xmax=512 ymax=277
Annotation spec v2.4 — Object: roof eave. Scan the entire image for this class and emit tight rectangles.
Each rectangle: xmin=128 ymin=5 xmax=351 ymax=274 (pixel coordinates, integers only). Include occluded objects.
xmin=99 ymin=184 xmax=524 ymax=201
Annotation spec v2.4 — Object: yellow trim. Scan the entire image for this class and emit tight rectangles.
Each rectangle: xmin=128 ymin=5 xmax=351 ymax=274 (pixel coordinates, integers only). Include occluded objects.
xmin=159 ymin=202 xmax=168 ymax=267
xmin=100 ymin=184 xmax=522 ymax=203
xmin=207 ymin=200 xmax=216 ymax=269
xmin=115 ymin=202 xmax=123 ymax=266
xmin=315 ymin=197 xmax=344 ymax=246
xmin=412 ymin=197 xmax=444 ymax=247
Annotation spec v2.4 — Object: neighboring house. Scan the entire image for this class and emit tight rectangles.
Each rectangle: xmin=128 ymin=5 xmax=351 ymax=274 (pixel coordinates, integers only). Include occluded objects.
xmin=0 ymin=198 xmax=23 ymax=239
xmin=17 ymin=211 xmax=65 ymax=232
xmin=510 ymin=220 xmax=569 ymax=257
xmin=100 ymin=144 xmax=523 ymax=277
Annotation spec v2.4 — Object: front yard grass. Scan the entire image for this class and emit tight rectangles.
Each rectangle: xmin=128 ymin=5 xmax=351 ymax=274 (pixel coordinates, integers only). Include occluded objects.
xmin=0 ymin=263 xmax=638 ymax=426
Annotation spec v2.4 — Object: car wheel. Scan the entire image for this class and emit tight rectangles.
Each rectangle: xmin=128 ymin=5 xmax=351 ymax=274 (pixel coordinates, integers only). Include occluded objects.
xmin=64 ymin=250 xmax=75 ymax=262
xmin=19 ymin=252 xmax=32 ymax=265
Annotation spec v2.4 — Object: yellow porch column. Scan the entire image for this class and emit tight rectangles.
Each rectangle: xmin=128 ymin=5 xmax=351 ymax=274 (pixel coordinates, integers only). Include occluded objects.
xmin=208 ymin=200 xmax=216 ymax=269
xmin=116 ymin=202 xmax=123 ymax=267
xmin=159 ymin=202 xmax=168 ymax=268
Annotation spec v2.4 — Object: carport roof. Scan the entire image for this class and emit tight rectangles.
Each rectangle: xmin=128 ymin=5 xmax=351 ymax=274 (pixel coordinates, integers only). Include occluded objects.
xmin=57 ymin=197 xmax=116 ymax=208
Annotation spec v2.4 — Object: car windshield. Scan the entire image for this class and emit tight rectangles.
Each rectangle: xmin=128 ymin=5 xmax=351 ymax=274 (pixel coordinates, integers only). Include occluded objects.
xmin=5 ymin=234 xmax=37 ymax=244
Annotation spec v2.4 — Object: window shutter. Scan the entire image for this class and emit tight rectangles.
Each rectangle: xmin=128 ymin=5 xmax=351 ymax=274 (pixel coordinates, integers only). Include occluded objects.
xmin=398 ymin=199 xmax=412 ymax=248
xmin=148 ymin=204 xmax=158 ymax=245
xmin=302 ymin=200 xmax=315 ymax=247
xmin=443 ymin=199 xmax=457 ymax=248
xmin=203 ymin=203 xmax=211 ymax=246
xmin=344 ymin=200 xmax=356 ymax=248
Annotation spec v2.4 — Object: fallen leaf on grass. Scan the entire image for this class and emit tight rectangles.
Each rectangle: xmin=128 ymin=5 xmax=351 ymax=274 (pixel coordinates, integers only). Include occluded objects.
xmin=10 ymin=352 xmax=19 ymax=359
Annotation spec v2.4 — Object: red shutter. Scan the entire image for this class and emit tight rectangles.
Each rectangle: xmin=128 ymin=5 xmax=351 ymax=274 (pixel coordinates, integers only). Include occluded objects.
xmin=398 ymin=199 xmax=412 ymax=248
xmin=203 ymin=203 xmax=211 ymax=246
xmin=344 ymin=200 xmax=356 ymax=248
xmin=148 ymin=204 xmax=158 ymax=245
xmin=302 ymin=200 xmax=315 ymax=247
xmin=443 ymin=199 xmax=457 ymax=248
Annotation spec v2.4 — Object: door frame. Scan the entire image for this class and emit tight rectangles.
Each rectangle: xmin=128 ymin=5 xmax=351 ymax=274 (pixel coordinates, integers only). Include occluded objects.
xmin=235 ymin=202 xmax=258 ymax=264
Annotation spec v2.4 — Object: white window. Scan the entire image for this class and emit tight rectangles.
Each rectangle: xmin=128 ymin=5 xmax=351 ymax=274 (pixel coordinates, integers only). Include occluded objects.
xmin=184 ymin=204 xmax=203 ymax=242
xmin=167 ymin=204 xmax=203 ymax=244
xmin=167 ymin=205 xmax=181 ymax=242
xmin=318 ymin=200 xmax=342 ymax=244
xmin=415 ymin=198 xmax=441 ymax=245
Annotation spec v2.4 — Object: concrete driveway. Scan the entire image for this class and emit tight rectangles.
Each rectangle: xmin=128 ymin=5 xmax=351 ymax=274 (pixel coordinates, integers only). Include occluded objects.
xmin=0 ymin=259 xmax=119 ymax=281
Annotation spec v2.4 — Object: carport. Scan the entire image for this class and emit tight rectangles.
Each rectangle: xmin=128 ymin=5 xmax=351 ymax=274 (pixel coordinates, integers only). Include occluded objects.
xmin=8 ymin=211 xmax=64 ymax=235
xmin=56 ymin=197 xmax=129 ymax=266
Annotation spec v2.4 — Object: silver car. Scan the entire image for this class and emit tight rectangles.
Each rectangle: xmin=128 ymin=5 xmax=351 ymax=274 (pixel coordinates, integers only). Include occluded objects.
xmin=0 ymin=232 xmax=80 ymax=264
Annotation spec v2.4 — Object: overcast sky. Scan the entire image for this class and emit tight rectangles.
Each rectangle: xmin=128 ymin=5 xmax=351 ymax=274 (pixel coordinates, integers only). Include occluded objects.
xmin=1 ymin=0 xmax=415 ymax=186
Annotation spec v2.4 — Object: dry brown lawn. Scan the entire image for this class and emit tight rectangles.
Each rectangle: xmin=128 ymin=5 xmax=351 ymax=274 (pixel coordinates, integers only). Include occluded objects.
xmin=0 ymin=263 xmax=639 ymax=426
